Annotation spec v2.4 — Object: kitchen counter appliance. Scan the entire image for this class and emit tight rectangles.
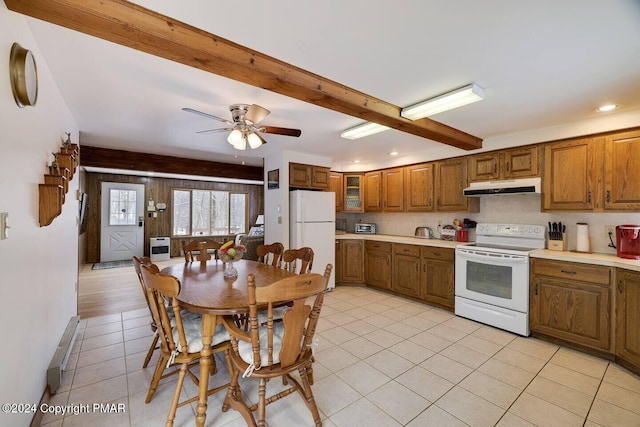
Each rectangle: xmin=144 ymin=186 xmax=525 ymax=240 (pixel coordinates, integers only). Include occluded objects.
xmin=455 ymin=223 xmax=545 ymax=336
xmin=414 ymin=227 xmax=433 ymax=239
xmin=616 ymin=225 xmax=640 ymax=259
xmin=355 ymin=223 xmax=376 ymax=234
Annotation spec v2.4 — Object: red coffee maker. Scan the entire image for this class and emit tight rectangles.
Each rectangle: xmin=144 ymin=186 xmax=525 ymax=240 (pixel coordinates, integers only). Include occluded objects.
xmin=616 ymin=225 xmax=640 ymax=259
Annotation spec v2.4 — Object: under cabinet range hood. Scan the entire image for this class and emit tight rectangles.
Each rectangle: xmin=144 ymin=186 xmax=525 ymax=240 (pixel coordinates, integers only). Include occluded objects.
xmin=463 ymin=177 xmax=541 ymax=196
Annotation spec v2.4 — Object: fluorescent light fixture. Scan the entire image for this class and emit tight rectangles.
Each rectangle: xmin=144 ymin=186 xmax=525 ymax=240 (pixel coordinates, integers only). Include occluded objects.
xmin=597 ymin=104 xmax=619 ymax=112
xmin=401 ymin=83 xmax=484 ymax=120
xmin=388 ymin=151 xmax=399 ymax=156
xmin=341 ymin=122 xmax=390 ymax=140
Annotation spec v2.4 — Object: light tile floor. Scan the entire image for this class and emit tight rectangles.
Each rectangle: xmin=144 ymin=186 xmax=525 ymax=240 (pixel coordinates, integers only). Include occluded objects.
xmin=41 ymin=285 xmax=640 ymax=426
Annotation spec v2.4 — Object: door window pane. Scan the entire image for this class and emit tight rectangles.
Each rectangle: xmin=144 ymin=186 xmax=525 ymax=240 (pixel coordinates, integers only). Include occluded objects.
xmin=109 ymin=189 xmax=137 ymax=225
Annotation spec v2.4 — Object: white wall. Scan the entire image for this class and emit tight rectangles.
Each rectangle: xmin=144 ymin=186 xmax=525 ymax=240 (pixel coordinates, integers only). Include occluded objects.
xmin=263 ymin=150 xmax=332 ymax=248
xmin=1 ymin=6 xmax=80 ymax=426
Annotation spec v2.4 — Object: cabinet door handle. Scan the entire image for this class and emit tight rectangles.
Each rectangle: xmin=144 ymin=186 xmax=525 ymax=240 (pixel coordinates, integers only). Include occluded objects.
xmin=587 ymin=191 xmax=591 ymax=203
xmin=423 ymin=264 xmax=426 ymax=273
xmin=618 ymin=279 xmax=623 ymax=293
xmin=606 ymin=190 xmax=611 ymax=203
xmin=506 ymin=162 xmax=510 ymax=172
xmin=560 ymin=270 xmax=577 ymax=275
xmin=428 ymin=198 xmax=432 ymax=207
xmin=535 ymin=284 xmax=538 ymax=296
xmin=493 ymin=163 xmax=497 ymax=173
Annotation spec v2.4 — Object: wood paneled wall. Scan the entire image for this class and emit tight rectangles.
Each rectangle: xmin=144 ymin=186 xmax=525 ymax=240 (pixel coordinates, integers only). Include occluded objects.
xmin=84 ymin=172 xmax=263 ymax=262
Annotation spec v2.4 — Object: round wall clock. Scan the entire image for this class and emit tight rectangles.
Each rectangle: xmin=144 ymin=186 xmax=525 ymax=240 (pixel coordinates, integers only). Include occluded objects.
xmin=9 ymin=42 xmax=39 ymax=107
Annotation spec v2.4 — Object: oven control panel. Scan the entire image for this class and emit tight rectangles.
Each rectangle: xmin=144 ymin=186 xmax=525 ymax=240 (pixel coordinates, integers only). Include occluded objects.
xmin=476 ymin=223 xmax=545 ymax=238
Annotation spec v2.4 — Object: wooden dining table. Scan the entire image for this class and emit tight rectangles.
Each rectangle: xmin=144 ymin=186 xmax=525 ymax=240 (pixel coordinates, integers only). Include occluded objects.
xmin=161 ymin=259 xmax=297 ymax=427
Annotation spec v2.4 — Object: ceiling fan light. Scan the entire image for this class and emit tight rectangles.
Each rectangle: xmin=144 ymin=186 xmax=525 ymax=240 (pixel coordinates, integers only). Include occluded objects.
xmin=247 ymin=132 xmax=263 ymax=149
xmin=227 ymin=129 xmax=243 ymax=146
xmin=401 ymin=83 xmax=484 ymax=120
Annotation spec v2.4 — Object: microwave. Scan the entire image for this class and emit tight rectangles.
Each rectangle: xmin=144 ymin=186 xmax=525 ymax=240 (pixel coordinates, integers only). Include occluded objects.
xmin=355 ymin=223 xmax=376 ymax=234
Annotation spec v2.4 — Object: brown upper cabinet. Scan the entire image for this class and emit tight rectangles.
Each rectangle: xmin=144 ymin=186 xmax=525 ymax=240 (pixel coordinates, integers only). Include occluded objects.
xmin=469 ymin=146 xmax=540 ymax=182
xmin=382 ymin=167 xmax=404 ymax=211
xmin=343 ymin=174 xmax=364 ymax=212
xmin=404 ymin=162 xmax=434 ymax=212
xmin=328 ymin=172 xmax=343 ymax=212
xmin=434 ymin=158 xmax=479 ymax=212
xmin=364 ymin=171 xmax=382 ymax=212
xmin=604 ymin=129 xmax=640 ymax=210
xmin=543 ymin=137 xmax=597 ymax=211
xmin=289 ymin=163 xmax=330 ymax=190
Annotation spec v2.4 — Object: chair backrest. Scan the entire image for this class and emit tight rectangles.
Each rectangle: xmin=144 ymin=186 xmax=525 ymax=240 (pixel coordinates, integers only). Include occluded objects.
xmin=133 ymin=256 xmax=158 ymax=312
xmin=247 ymin=264 xmax=332 ymax=369
xmin=256 ymin=242 xmax=284 ymax=267
xmin=283 ymin=247 xmax=314 ymax=274
xmin=182 ymin=238 xmax=222 ymax=262
xmin=140 ymin=264 xmax=188 ymax=356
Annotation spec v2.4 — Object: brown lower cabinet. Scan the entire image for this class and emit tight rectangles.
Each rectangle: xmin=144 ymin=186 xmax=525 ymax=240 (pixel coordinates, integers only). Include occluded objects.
xmin=421 ymin=247 xmax=455 ymax=309
xmin=616 ymin=269 xmax=640 ymax=373
xmin=530 ymin=259 xmax=613 ymax=354
xmin=363 ymin=240 xmax=454 ymax=309
xmin=393 ymin=244 xmax=421 ymax=298
xmin=337 ymin=239 xmax=364 ymax=283
xmin=364 ymin=241 xmax=392 ymax=290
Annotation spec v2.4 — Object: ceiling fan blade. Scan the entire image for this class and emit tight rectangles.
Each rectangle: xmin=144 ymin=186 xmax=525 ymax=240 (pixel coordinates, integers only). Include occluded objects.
xmin=182 ymin=107 xmax=232 ymax=124
xmin=260 ymin=126 xmax=302 ymax=137
xmin=196 ymin=127 xmax=233 ymax=134
xmin=244 ymin=104 xmax=270 ymax=125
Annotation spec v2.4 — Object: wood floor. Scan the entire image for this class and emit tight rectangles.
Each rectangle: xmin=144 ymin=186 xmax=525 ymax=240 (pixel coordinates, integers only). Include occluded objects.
xmin=78 ymin=257 xmax=183 ymax=318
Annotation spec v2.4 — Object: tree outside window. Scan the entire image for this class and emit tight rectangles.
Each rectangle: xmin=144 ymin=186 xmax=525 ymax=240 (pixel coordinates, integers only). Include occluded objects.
xmin=172 ymin=189 xmax=247 ymax=236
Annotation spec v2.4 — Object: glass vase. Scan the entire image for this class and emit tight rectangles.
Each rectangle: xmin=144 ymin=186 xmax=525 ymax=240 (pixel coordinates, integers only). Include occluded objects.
xmin=224 ymin=260 xmax=238 ymax=278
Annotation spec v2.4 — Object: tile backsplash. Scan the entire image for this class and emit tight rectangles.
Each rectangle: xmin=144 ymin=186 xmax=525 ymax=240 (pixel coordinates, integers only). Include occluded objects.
xmin=337 ymin=195 xmax=639 ymax=255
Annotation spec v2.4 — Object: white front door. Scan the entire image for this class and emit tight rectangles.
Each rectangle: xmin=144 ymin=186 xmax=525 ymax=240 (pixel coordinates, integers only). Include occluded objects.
xmin=100 ymin=182 xmax=145 ymax=262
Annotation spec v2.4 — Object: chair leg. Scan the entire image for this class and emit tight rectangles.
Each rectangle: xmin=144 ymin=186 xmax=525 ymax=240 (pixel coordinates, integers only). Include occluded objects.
xmin=257 ymin=378 xmax=267 ymax=427
xmin=143 ymin=333 xmax=159 ymax=368
xmin=146 ymin=354 xmax=168 ymax=403
xmin=298 ymin=367 xmax=322 ymax=427
xmin=165 ymin=362 xmax=188 ymax=427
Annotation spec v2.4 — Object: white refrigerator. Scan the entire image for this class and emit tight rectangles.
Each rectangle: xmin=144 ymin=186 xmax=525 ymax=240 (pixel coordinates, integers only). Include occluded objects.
xmin=290 ymin=190 xmax=336 ymax=290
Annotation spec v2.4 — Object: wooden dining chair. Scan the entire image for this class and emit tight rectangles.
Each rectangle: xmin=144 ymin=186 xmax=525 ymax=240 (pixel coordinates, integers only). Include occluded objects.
xmin=140 ymin=264 xmax=232 ymax=426
xmin=256 ymin=242 xmax=284 ymax=267
xmin=132 ymin=256 xmax=160 ymax=368
xmin=283 ymin=247 xmax=315 ymax=274
xmin=182 ymin=238 xmax=222 ymax=262
xmin=221 ymin=264 xmax=333 ymax=427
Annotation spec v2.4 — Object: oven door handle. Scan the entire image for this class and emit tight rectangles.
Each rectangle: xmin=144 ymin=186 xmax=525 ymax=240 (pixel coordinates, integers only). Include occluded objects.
xmin=456 ymin=249 xmax=529 ymax=264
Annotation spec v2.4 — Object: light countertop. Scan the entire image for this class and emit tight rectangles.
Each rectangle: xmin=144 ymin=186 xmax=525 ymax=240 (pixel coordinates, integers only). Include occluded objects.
xmin=336 ymin=232 xmax=640 ymax=272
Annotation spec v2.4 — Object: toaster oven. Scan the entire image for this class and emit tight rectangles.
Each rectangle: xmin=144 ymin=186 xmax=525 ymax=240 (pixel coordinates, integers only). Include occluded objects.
xmin=355 ymin=223 xmax=376 ymax=234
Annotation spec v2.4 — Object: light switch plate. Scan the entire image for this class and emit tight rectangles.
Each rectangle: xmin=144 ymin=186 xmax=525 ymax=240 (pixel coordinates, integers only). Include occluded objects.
xmin=0 ymin=212 xmax=8 ymax=240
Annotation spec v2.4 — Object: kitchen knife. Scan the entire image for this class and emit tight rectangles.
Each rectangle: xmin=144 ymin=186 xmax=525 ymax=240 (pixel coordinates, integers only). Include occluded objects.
xmin=548 ymin=222 xmax=553 ymax=239
xmin=558 ymin=222 xmax=563 ymax=239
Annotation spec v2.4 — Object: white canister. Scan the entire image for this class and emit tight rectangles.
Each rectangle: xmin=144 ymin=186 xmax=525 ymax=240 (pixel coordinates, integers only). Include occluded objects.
xmin=576 ymin=222 xmax=590 ymax=252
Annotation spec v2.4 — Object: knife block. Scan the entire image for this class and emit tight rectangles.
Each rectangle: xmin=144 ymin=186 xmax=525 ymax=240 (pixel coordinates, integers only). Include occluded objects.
xmin=548 ymin=233 xmax=567 ymax=251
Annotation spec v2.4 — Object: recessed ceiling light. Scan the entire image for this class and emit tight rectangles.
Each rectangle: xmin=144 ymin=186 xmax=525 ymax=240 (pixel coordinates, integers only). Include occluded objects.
xmin=389 ymin=151 xmax=399 ymax=156
xmin=353 ymin=160 xmax=361 ymax=163
xmin=597 ymin=104 xmax=620 ymax=112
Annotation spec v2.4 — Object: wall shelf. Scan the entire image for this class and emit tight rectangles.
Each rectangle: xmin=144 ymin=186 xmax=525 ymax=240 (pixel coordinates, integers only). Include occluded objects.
xmin=39 ymin=142 xmax=79 ymax=227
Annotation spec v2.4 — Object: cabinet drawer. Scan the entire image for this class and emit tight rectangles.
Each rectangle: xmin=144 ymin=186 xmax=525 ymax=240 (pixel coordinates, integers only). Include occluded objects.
xmin=532 ymin=259 xmax=611 ymax=286
xmin=365 ymin=241 xmax=391 ymax=252
xmin=421 ymin=246 xmax=454 ymax=261
xmin=394 ymin=243 xmax=420 ymax=257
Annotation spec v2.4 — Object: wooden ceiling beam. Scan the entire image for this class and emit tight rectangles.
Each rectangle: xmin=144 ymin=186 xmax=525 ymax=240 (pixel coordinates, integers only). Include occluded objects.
xmin=80 ymin=145 xmax=263 ymax=181
xmin=6 ymin=0 xmax=482 ymax=151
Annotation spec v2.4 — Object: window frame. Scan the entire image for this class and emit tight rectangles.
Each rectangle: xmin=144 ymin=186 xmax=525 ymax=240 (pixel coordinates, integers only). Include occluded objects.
xmin=171 ymin=188 xmax=249 ymax=237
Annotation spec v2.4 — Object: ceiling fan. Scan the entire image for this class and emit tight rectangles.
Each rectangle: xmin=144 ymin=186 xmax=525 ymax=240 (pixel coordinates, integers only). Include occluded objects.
xmin=183 ymin=104 xmax=302 ymax=150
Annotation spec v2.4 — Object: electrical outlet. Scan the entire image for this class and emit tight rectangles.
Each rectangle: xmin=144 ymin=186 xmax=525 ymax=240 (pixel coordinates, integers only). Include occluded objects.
xmin=605 ymin=225 xmax=615 ymax=239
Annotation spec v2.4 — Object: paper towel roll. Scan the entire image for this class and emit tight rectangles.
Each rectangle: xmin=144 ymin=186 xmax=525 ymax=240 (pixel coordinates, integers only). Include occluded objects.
xmin=576 ymin=223 xmax=590 ymax=252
